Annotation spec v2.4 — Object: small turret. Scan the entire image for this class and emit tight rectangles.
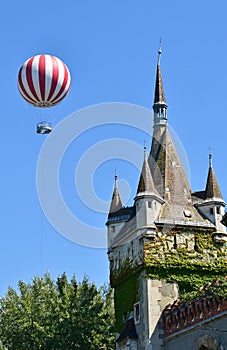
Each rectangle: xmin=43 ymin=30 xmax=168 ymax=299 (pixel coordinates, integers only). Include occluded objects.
xmin=135 ymin=146 xmax=164 ymax=228
xmin=193 ymin=154 xmax=226 ymax=232
xmin=109 ymin=172 xmax=122 ymax=214
xmin=136 ymin=146 xmax=158 ymax=196
xmin=205 ymin=154 xmax=223 ymax=200
xmin=106 ymin=173 xmax=134 ymax=248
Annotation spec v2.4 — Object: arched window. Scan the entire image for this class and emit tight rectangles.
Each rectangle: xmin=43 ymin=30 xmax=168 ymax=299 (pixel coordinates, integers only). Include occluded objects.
xmin=197 ymin=334 xmax=221 ymax=350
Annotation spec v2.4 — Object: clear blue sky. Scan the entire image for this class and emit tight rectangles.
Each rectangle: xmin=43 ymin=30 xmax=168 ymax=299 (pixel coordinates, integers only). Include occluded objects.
xmin=0 ymin=0 xmax=227 ymax=295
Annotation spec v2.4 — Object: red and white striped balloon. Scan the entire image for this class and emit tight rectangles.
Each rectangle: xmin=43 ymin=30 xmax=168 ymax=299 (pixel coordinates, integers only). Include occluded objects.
xmin=18 ymin=54 xmax=71 ymax=107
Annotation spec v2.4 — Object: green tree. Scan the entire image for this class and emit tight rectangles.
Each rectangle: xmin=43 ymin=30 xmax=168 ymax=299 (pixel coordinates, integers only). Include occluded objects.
xmin=0 ymin=273 xmax=115 ymax=350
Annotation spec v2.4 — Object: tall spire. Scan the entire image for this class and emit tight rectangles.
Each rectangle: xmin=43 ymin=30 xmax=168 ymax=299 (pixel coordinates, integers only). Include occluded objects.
xmin=148 ymin=48 xmax=203 ymax=223
xmin=109 ymin=172 xmax=123 ymax=213
xmin=205 ymin=153 xmax=223 ymax=200
xmin=153 ymin=43 xmax=168 ymax=125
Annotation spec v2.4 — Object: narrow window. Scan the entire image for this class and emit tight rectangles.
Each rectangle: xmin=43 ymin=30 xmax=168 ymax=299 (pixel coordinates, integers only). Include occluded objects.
xmin=217 ymin=207 xmax=220 ymax=214
xmin=134 ymin=302 xmax=140 ymax=323
xmin=123 ymin=312 xmax=127 ymax=322
xmin=112 ymin=226 xmax=115 ymax=233
xmin=148 ymin=201 xmax=152 ymax=208
xmin=210 ymin=208 xmax=214 ymax=215
xmin=194 ymin=236 xmax=198 ymax=252
xmin=174 ymin=235 xmax=177 ymax=249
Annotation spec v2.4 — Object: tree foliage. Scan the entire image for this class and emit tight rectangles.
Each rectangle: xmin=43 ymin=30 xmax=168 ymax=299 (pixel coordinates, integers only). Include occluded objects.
xmin=0 ymin=273 xmax=115 ymax=350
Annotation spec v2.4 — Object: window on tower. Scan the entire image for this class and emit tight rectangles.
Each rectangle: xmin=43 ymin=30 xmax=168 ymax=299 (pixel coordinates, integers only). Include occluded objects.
xmin=134 ymin=302 xmax=140 ymax=323
xmin=174 ymin=235 xmax=177 ymax=250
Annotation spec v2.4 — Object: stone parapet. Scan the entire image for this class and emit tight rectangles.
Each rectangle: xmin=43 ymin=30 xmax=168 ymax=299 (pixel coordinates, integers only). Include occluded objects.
xmin=162 ymin=297 xmax=227 ymax=337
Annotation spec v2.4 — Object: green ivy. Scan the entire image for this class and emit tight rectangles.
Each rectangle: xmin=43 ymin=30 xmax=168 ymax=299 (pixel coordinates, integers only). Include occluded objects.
xmin=181 ymin=277 xmax=227 ymax=301
xmin=110 ymin=258 xmax=141 ymax=332
xmin=111 ymin=228 xmax=227 ymax=332
xmin=144 ymin=228 xmax=227 ymax=300
xmin=114 ymin=273 xmax=140 ymax=332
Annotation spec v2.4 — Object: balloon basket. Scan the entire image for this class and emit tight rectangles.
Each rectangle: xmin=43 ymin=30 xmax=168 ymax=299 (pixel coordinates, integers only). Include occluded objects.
xmin=36 ymin=122 xmax=52 ymax=134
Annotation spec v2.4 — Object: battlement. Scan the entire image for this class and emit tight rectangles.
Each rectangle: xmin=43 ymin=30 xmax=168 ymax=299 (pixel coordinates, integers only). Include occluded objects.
xmin=162 ymin=297 xmax=227 ymax=338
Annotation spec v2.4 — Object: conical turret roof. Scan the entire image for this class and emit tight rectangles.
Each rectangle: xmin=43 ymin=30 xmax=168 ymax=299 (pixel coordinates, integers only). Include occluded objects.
xmin=153 ymin=48 xmax=167 ymax=106
xmin=109 ymin=174 xmax=123 ymax=214
xmin=136 ymin=147 xmax=159 ymax=196
xmin=205 ymin=154 xmax=223 ymax=200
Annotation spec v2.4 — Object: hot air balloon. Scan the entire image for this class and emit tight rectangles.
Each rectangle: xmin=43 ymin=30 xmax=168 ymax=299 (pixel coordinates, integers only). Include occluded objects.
xmin=18 ymin=54 xmax=71 ymax=134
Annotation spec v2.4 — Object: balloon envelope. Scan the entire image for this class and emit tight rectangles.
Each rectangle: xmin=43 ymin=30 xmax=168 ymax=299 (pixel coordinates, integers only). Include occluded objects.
xmin=18 ymin=54 xmax=71 ymax=108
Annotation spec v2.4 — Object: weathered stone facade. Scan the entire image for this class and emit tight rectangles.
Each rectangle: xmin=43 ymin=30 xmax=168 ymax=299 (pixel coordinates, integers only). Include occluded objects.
xmin=106 ymin=49 xmax=227 ymax=350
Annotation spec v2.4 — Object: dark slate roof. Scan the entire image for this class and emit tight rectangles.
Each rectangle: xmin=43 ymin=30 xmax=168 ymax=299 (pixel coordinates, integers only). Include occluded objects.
xmin=148 ymin=127 xmax=191 ymax=203
xmin=136 ymin=150 xmax=159 ymax=196
xmin=116 ymin=317 xmax=138 ymax=343
xmin=191 ymin=191 xmax=206 ymax=201
xmin=148 ymin=126 xmax=167 ymax=198
xmin=205 ymin=165 xmax=223 ymax=199
xmin=153 ymin=53 xmax=167 ymax=106
xmin=109 ymin=183 xmax=122 ymax=214
xmin=148 ymin=126 xmax=207 ymax=223
xmin=106 ymin=206 xmax=136 ymax=224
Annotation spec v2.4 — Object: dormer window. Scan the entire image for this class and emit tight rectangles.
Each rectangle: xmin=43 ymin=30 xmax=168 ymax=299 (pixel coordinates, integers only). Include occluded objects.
xmin=183 ymin=210 xmax=192 ymax=218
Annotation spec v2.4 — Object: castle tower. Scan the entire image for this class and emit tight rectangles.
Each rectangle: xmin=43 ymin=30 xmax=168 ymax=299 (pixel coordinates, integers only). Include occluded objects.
xmin=134 ymin=146 xmax=164 ymax=230
xmin=106 ymin=49 xmax=227 ymax=350
xmin=193 ymin=154 xmax=226 ymax=233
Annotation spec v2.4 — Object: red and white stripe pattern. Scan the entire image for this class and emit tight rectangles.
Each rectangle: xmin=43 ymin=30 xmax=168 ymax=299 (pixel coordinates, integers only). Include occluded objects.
xmin=18 ymin=54 xmax=71 ymax=107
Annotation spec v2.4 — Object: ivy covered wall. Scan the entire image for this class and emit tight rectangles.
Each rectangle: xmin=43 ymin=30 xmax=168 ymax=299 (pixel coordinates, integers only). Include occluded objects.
xmin=111 ymin=259 xmax=141 ymax=333
xmin=111 ymin=227 xmax=227 ymax=332
xmin=144 ymin=227 xmax=227 ymax=300
xmin=110 ymin=227 xmax=227 ymax=333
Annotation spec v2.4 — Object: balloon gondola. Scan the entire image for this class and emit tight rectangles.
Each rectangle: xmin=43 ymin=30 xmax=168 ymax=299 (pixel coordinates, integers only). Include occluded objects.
xmin=18 ymin=54 xmax=71 ymax=134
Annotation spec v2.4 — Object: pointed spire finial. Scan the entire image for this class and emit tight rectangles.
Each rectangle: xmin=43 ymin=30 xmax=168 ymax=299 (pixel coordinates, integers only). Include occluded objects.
xmin=205 ymin=149 xmax=223 ymax=200
xmin=109 ymin=169 xmax=122 ymax=214
xmin=136 ymin=143 xmax=159 ymax=196
xmin=115 ymin=168 xmax=118 ymax=185
xmin=158 ymin=38 xmax=162 ymax=65
xmin=153 ymin=39 xmax=167 ymax=123
xmin=209 ymin=148 xmax=213 ymax=167
xmin=144 ymin=141 xmax=147 ymax=160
